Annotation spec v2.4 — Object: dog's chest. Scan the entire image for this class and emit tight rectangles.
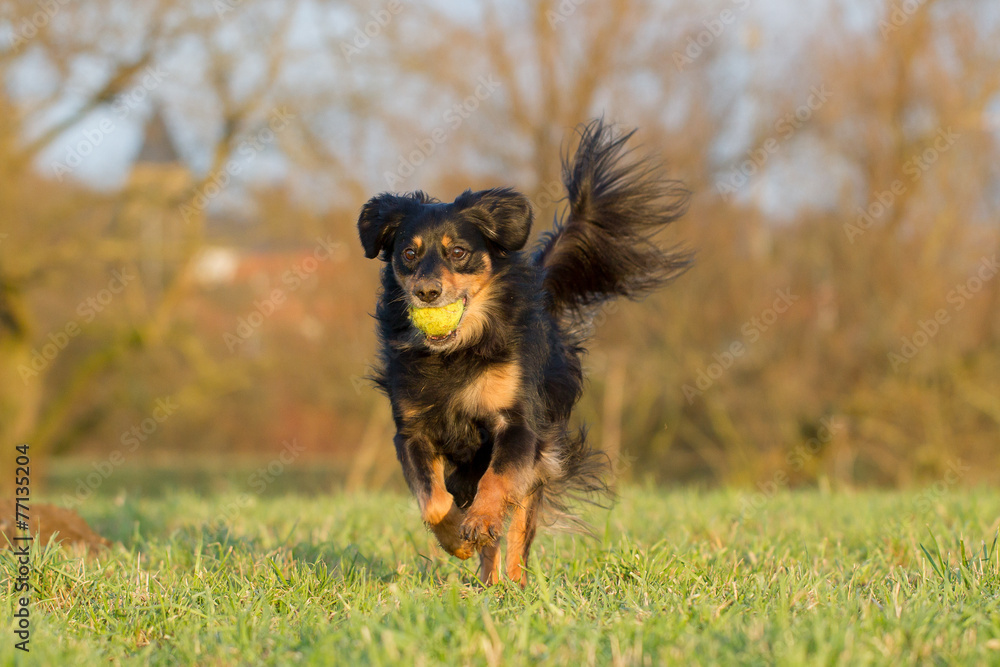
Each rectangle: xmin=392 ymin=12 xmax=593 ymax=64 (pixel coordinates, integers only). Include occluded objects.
xmin=394 ymin=359 xmax=521 ymax=456
xmin=451 ymin=361 xmax=521 ymax=417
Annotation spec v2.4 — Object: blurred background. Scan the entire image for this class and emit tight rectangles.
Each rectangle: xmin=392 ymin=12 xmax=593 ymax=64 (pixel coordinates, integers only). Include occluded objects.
xmin=1 ymin=0 xmax=998 ymax=502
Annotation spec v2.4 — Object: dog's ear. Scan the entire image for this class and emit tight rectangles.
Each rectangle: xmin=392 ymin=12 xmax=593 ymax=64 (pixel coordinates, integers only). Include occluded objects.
xmin=455 ymin=188 xmax=533 ymax=255
xmin=357 ymin=192 xmax=425 ymax=260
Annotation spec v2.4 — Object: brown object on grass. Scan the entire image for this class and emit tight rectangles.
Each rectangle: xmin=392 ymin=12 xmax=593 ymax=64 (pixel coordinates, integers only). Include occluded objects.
xmin=0 ymin=500 xmax=110 ymax=550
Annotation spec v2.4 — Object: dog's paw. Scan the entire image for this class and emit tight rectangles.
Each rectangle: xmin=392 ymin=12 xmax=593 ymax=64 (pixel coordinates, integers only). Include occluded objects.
xmin=433 ymin=528 xmax=474 ymax=560
xmin=428 ymin=517 xmax=474 ymax=560
xmin=447 ymin=540 xmax=475 ymax=560
xmin=459 ymin=509 xmax=503 ymax=548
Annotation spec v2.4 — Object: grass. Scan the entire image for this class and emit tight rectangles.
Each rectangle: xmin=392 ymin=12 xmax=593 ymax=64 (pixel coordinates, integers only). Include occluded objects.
xmin=2 ymin=486 xmax=1000 ymax=665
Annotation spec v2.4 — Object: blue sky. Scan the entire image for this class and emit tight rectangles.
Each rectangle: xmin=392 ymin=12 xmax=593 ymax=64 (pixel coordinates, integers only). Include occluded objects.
xmin=4 ymin=0 xmax=997 ymax=221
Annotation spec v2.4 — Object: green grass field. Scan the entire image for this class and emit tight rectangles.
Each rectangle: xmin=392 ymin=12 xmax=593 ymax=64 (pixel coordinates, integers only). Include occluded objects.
xmin=2 ymin=487 xmax=999 ymax=665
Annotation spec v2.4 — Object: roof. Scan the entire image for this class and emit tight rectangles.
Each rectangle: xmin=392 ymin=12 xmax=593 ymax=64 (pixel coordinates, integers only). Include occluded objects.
xmin=135 ymin=108 xmax=182 ymax=165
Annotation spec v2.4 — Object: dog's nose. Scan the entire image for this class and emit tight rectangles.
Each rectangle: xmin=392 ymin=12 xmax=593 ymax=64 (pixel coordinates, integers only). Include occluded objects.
xmin=414 ymin=280 xmax=442 ymax=303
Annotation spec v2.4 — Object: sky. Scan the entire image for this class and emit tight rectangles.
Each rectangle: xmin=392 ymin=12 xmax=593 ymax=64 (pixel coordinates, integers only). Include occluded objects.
xmin=4 ymin=0 xmax=998 ymax=221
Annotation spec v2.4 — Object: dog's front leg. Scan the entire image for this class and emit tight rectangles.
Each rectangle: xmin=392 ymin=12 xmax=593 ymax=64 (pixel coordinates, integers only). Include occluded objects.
xmin=394 ymin=434 xmax=474 ymax=560
xmin=459 ymin=421 xmax=537 ymax=550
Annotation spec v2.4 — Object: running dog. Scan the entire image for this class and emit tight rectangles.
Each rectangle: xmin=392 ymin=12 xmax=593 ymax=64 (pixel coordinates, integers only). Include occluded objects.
xmin=357 ymin=120 xmax=690 ymax=585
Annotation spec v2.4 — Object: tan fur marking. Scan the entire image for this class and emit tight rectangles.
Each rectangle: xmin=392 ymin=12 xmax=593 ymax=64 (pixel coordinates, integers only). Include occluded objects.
xmin=479 ymin=542 xmax=502 ymax=585
xmin=418 ymin=458 xmax=474 ymax=559
xmin=430 ymin=503 xmax=473 ymax=560
xmin=470 ymin=466 xmax=537 ymax=519
xmin=420 ymin=459 xmax=455 ymax=525
xmin=456 ymin=361 xmax=521 ymax=415
xmin=505 ymin=504 xmax=529 ymax=585
xmin=441 ymin=234 xmax=452 ymax=247
xmin=412 ymin=236 xmax=423 ymax=249
xmin=399 ymin=400 xmax=423 ymax=421
xmin=459 ymin=469 xmax=511 ymax=549
xmin=453 ymin=268 xmax=497 ymax=348
xmin=461 ymin=465 xmax=541 ymax=553
xmin=423 ymin=493 xmax=454 ymax=526
xmin=476 ymin=468 xmax=513 ymax=508
xmin=441 ymin=255 xmax=492 ymax=299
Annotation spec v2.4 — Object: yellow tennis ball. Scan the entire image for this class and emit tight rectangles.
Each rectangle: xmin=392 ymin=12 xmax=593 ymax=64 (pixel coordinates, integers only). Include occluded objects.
xmin=409 ymin=300 xmax=465 ymax=337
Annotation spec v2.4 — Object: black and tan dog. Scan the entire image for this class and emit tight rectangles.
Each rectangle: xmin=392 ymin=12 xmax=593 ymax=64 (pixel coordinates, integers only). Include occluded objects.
xmin=357 ymin=120 xmax=689 ymax=585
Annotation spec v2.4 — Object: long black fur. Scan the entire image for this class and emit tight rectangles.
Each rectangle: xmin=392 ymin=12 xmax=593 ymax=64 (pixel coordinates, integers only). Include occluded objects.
xmin=536 ymin=119 xmax=692 ymax=320
xmin=357 ymin=119 xmax=689 ymax=578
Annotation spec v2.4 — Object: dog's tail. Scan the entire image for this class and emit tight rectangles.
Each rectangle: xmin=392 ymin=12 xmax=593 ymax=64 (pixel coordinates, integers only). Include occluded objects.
xmin=537 ymin=428 xmax=615 ymax=534
xmin=534 ymin=119 xmax=692 ymax=323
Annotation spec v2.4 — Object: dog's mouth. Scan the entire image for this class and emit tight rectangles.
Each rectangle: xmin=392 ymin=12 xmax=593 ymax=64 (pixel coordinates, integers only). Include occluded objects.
xmin=409 ymin=296 xmax=468 ymax=345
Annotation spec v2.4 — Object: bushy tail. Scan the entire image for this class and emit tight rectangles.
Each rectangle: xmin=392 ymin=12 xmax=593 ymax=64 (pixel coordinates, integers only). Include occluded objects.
xmin=537 ymin=428 xmax=616 ymax=534
xmin=534 ymin=119 xmax=692 ymax=321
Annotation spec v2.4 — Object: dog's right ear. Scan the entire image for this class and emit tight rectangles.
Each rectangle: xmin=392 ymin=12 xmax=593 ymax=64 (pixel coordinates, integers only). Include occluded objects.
xmin=357 ymin=193 xmax=424 ymax=260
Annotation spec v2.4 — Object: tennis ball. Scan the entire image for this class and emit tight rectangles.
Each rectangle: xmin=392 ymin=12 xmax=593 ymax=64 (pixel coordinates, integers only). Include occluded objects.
xmin=409 ymin=300 xmax=465 ymax=338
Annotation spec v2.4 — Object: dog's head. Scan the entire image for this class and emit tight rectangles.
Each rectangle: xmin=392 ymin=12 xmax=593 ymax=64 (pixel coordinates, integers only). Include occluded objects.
xmin=358 ymin=187 xmax=533 ymax=349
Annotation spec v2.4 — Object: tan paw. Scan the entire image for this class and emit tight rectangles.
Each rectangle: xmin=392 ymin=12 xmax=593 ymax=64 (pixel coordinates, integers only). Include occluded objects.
xmin=459 ymin=509 xmax=504 ymax=548
xmin=432 ymin=525 xmax=475 ymax=560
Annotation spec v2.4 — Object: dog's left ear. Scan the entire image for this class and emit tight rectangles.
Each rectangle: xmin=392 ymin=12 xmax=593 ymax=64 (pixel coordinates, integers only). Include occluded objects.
xmin=455 ymin=188 xmax=533 ymax=254
xmin=357 ymin=192 xmax=425 ymax=260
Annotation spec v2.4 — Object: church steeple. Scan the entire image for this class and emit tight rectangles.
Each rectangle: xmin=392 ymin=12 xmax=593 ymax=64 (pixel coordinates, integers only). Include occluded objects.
xmin=128 ymin=106 xmax=190 ymax=198
xmin=135 ymin=108 xmax=182 ymax=165
xmin=127 ymin=107 xmax=194 ymax=296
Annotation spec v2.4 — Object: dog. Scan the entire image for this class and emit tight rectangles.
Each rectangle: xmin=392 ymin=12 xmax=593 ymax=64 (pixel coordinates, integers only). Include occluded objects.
xmin=357 ymin=120 xmax=690 ymax=585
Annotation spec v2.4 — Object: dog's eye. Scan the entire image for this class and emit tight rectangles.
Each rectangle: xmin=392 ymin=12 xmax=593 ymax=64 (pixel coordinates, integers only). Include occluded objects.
xmin=402 ymin=248 xmax=417 ymax=262
xmin=449 ymin=247 xmax=468 ymax=260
